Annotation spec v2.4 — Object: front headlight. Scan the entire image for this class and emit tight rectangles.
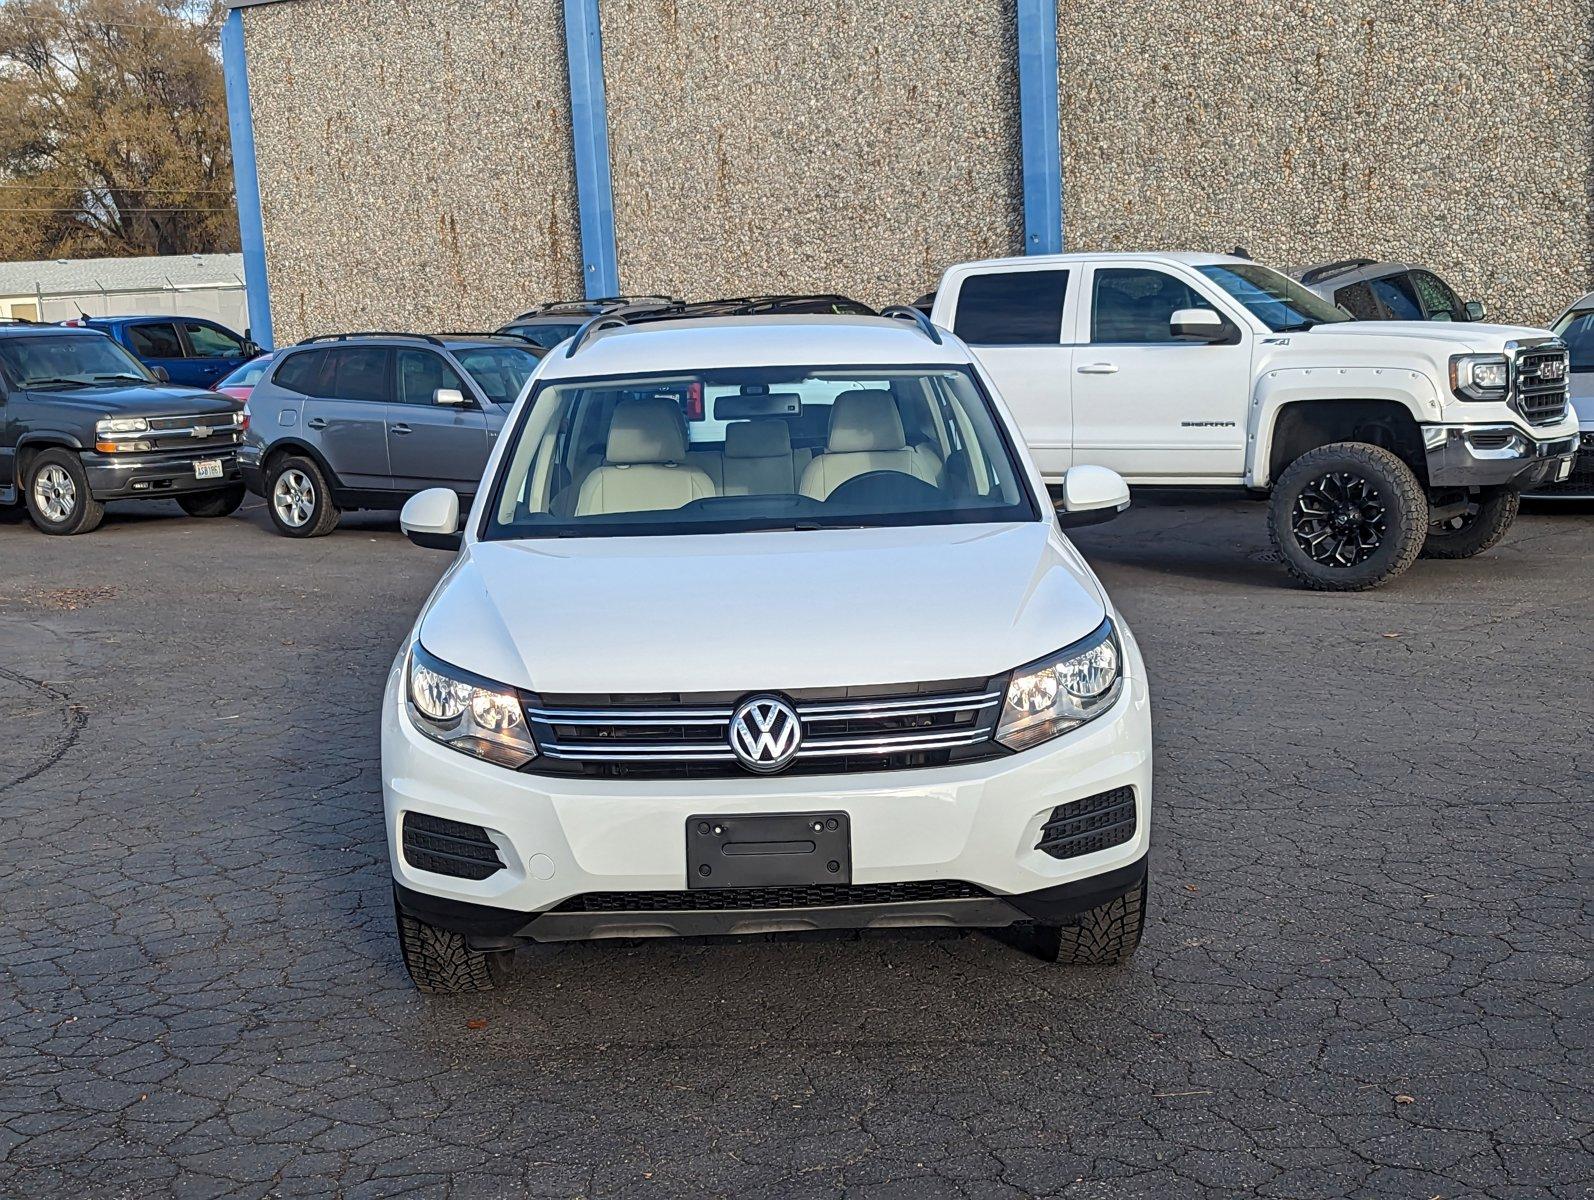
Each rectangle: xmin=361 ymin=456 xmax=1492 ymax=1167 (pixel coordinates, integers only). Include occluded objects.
xmin=996 ymin=620 xmax=1123 ymax=751
xmin=1450 ymin=354 xmax=1510 ymax=401
xmin=96 ymin=416 xmax=149 ymax=435
xmin=406 ymin=644 xmax=537 ymax=768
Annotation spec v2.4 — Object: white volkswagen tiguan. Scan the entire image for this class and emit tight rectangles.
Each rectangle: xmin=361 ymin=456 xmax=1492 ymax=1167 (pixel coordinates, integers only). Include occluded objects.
xmin=382 ymin=312 xmax=1153 ymax=992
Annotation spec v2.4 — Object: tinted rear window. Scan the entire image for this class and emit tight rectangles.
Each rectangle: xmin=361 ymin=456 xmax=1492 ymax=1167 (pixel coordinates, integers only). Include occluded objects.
xmin=273 ymin=349 xmax=327 ymax=395
xmin=952 ymin=270 xmax=1069 ymax=345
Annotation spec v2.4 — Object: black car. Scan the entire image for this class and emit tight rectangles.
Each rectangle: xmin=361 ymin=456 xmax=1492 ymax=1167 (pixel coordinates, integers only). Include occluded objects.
xmin=0 ymin=320 xmax=246 ymax=535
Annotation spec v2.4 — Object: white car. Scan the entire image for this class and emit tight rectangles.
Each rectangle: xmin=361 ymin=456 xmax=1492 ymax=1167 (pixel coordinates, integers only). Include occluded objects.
xmin=382 ymin=312 xmax=1152 ymax=993
xmin=1536 ymin=292 xmax=1594 ymax=498
xmin=928 ymin=253 xmax=1580 ymax=589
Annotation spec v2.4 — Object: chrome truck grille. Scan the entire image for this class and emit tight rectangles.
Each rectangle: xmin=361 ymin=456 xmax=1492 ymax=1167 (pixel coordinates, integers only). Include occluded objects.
xmin=1513 ymin=345 xmax=1570 ymax=426
xmin=520 ymin=678 xmax=1009 ymax=779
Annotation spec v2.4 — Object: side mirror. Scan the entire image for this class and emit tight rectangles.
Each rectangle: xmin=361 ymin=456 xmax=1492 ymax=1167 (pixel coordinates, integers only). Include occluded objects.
xmin=1464 ymin=299 xmax=1486 ymax=321
xmin=152 ymin=365 xmax=170 ymax=382
xmin=401 ymin=488 xmax=462 ymax=551
xmin=241 ymin=340 xmax=261 ymax=358
xmin=1170 ymin=308 xmax=1231 ymax=343
xmin=434 ymin=387 xmax=468 ymax=407
xmin=1054 ymin=465 xmax=1131 ymax=529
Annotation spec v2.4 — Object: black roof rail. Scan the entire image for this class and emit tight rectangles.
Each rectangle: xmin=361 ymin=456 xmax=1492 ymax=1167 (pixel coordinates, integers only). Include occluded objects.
xmin=0 ymin=316 xmax=40 ymax=326
xmin=1298 ymin=258 xmax=1377 ymax=286
xmin=296 ymin=331 xmax=445 ymax=346
xmin=563 ymin=314 xmax=630 ymax=358
xmin=433 ymin=331 xmax=546 ymax=349
xmin=879 ymin=305 xmax=944 ymax=345
xmin=512 ymin=295 xmax=678 ymax=320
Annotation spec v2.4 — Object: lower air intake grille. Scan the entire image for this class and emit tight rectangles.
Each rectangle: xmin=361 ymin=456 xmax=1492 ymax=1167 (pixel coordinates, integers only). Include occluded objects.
xmin=553 ymin=879 xmax=991 ymax=913
xmin=402 ymin=812 xmax=505 ymax=880
xmin=1532 ymin=435 xmax=1594 ymax=496
xmin=1036 ymin=787 xmax=1137 ymax=860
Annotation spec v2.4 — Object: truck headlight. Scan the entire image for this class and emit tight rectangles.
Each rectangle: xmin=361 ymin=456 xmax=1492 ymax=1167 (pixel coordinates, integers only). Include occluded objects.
xmin=996 ymin=619 xmax=1123 ymax=751
xmin=406 ymin=644 xmax=537 ymax=768
xmin=1450 ymin=354 xmax=1509 ymax=401
xmin=96 ymin=416 xmax=149 ymax=435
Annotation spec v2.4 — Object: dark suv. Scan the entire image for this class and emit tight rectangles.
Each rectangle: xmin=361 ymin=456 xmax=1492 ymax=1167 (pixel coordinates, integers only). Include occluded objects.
xmin=0 ymin=321 xmax=246 ymax=534
xmin=1292 ymin=259 xmax=1486 ymax=323
xmin=497 ymin=296 xmax=679 ymax=350
xmin=240 ymin=332 xmax=544 ymax=537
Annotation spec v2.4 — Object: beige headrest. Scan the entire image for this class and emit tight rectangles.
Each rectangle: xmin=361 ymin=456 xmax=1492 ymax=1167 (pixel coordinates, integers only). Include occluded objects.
xmin=605 ymin=397 xmax=687 ymax=465
xmin=827 ymin=390 xmax=905 ymax=453
xmin=724 ymin=419 xmax=792 ymax=459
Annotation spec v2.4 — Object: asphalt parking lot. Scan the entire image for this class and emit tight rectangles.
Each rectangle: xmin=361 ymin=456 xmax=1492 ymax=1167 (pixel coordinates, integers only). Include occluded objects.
xmin=0 ymin=494 xmax=1588 ymax=1199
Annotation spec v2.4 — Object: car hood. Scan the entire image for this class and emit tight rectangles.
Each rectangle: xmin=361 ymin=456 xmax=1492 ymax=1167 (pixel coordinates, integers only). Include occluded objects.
xmin=20 ymin=382 xmax=239 ymax=418
xmin=417 ymin=522 xmax=1109 ymax=694
xmin=1304 ymin=320 xmax=1557 ymax=351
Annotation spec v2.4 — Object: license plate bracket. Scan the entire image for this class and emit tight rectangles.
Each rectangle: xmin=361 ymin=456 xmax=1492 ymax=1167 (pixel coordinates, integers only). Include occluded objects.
xmin=686 ymin=811 xmax=851 ymax=890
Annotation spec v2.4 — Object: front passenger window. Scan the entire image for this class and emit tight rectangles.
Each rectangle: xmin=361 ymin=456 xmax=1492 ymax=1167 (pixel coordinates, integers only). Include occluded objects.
xmin=396 ymin=349 xmax=469 ymax=405
xmin=1090 ymin=269 xmax=1212 ymax=343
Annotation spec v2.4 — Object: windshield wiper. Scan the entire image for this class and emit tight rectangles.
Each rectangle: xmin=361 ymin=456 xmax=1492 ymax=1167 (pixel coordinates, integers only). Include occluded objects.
xmin=91 ymin=373 xmax=154 ymax=384
xmin=19 ymin=377 xmax=92 ymax=390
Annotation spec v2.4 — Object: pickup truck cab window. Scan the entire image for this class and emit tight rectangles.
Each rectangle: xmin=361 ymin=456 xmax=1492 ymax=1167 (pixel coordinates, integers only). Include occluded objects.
xmin=952 ymin=270 xmax=1068 ymax=344
xmin=485 ymin=365 xmax=1035 ymax=539
xmin=127 ymin=322 xmax=184 ymax=358
xmin=182 ymin=321 xmax=244 ymax=358
xmin=1196 ymin=263 xmax=1350 ymax=331
xmin=1089 ymin=268 xmax=1217 ymax=343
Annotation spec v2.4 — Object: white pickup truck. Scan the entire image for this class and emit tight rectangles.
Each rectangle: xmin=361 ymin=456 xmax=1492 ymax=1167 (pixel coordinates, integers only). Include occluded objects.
xmin=928 ymin=252 xmax=1580 ymax=590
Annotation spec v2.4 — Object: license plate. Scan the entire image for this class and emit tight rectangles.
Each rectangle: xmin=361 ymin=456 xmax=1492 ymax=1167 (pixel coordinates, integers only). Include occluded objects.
xmin=194 ymin=459 xmax=223 ymax=480
xmin=687 ymin=812 xmax=851 ymax=889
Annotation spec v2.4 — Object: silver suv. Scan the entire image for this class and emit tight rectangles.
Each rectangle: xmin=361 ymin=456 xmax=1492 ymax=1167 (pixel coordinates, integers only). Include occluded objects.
xmin=1292 ymin=258 xmax=1486 ymax=323
xmin=240 ymin=332 xmax=543 ymax=537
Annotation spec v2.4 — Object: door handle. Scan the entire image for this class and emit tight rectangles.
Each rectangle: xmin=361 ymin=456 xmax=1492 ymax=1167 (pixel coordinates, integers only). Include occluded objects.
xmin=306 ymin=417 xmax=327 ymax=429
xmin=1077 ymin=362 xmax=1118 ymax=375
xmin=391 ymin=423 xmax=413 ymax=435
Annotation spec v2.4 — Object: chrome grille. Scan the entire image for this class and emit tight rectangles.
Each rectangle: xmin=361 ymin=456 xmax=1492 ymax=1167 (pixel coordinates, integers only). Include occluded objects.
xmin=1513 ymin=347 xmax=1569 ymax=426
xmin=522 ymin=680 xmax=1007 ymax=778
xmin=104 ymin=412 xmax=246 ymax=454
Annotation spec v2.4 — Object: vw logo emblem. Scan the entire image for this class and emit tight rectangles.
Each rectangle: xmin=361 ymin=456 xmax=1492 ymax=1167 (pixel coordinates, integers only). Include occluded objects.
xmin=729 ymin=695 xmax=802 ymax=773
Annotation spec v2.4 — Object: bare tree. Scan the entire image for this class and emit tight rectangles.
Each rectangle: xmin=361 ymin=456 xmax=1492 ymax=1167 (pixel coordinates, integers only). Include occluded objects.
xmin=0 ymin=0 xmax=238 ymax=260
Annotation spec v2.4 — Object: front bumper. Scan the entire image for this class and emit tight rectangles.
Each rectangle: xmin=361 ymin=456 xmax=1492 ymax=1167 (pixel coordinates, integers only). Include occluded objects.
xmin=382 ymin=629 xmax=1154 ymax=945
xmin=238 ymin=443 xmax=266 ymax=497
xmin=1522 ymin=430 xmax=1594 ymax=499
xmin=1424 ymin=424 xmax=1579 ymax=489
xmin=81 ymin=448 xmax=242 ymax=500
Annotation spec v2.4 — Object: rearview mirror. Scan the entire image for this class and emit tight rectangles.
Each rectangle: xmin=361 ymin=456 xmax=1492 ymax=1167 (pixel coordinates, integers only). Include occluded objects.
xmin=1464 ymin=299 xmax=1486 ymax=321
xmin=401 ymin=488 xmax=462 ymax=551
xmin=434 ymin=387 xmax=468 ymax=407
xmin=1170 ymin=308 xmax=1232 ymax=343
xmin=1054 ymin=465 xmax=1131 ymax=529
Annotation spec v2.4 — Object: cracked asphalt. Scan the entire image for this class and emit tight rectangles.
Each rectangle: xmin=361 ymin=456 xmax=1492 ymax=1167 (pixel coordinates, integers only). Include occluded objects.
xmin=0 ymin=493 xmax=1588 ymax=1199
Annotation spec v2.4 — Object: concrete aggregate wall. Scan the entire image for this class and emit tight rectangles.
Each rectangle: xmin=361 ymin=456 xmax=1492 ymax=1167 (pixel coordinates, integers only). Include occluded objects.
xmin=1056 ymin=0 xmax=1594 ymax=324
xmin=243 ymin=0 xmax=583 ymax=343
xmin=598 ymin=0 xmax=1025 ymax=308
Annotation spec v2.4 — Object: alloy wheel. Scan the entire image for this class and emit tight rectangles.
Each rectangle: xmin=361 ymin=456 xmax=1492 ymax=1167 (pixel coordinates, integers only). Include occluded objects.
xmin=1291 ymin=472 xmax=1387 ymax=567
xmin=272 ymin=468 xmax=315 ymax=528
xmin=32 ymin=464 xmax=77 ymax=524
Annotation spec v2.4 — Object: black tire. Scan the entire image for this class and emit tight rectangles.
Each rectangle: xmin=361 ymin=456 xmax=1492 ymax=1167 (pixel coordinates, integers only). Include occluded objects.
xmin=23 ymin=448 xmax=105 ymax=536
xmin=1267 ymin=442 xmax=1427 ymax=591
xmin=395 ymin=904 xmax=510 ymax=994
xmin=177 ymin=483 xmax=246 ymax=519
xmin=1421 ymin=487 xmax=1519 ymax=559
xmin=265 ymin=454 xmax=340 ymax=537
xmin=1037 ymin=875 xmax=1147 ymax=965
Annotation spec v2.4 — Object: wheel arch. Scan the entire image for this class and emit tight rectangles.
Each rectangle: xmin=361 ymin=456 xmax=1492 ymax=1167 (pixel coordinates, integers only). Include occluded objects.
xmin=262 ymin=438 xmax=343 ymax=489
xmin=14 ymin=434 xmax=85 ymax=484
xmin=1252 ymin=379 xmax=1436 ymax=489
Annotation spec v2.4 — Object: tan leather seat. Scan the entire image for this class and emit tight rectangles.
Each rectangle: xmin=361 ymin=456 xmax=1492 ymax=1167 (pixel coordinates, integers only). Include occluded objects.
xmin=575 ymin=397 xmax=716 ymax=516
xmin=723 ymin=419 xmax=804 ymax=495
xmin=798 ymin=390 xmax=940 ymax=501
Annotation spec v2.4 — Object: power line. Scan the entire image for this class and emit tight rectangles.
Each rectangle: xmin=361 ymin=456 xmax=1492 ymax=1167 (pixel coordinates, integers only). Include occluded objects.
xmin=0 ymin=183 xmax=235 ymax=193
xmin=0 ymin=206 xmax=235 ymax=213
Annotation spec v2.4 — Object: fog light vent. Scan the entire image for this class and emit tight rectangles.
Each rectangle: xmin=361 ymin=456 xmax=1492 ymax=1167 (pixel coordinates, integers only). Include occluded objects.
xmin=1036 ymin=787 xmax=1136 ymax=860
xmin=401 ymin=812 xmax=505 ymax=880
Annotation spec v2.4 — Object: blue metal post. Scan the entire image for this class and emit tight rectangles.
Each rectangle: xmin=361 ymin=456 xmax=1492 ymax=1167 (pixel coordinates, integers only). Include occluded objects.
xmin=1016 ymin=0 xmax=1063 ymax=254
xmin=221 ymin=9 xmax=274 ymax=348
xmin=564 ymin=0 xmax=620 ymax=298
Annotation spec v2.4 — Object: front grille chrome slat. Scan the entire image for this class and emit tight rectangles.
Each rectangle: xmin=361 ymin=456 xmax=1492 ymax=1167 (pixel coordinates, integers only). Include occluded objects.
xmin=523 ymin=678 xmax=1007 ymax=779
xmin=1513 ymin=348 xmax=1570 ymax=426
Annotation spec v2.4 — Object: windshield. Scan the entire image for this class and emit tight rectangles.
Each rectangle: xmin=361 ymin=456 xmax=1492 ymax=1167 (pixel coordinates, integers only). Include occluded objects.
xmin=1197 ymin=263 xmax=1353 ymax=332
xmin=0 ymin=333 xmax=155 ymax=387
xmin=452 ymin=345 xmax=542 ymax=406
xmin=483 ymin=364 xmax=1038 ymax=540
xmin=502 ymin=322 xmax=583 ymax=350
xmin=1553 ymin=308 xmax=1594 ymax=373
xmin=217 ymin=353 xmax=274 ymax=388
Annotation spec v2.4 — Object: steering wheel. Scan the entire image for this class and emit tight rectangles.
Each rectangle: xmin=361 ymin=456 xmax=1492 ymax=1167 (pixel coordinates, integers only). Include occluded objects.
xmin=824 ymin=470 xmax=941 ymax=509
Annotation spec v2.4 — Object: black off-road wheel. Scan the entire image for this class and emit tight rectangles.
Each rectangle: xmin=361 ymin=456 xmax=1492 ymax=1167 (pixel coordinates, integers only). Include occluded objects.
xmin=395 ymin=904 xmax=511 ymax=994
xmin=266 ymin=454 xmax=340 ymax=538
xmin=1421 ymin=487 xmax=1519 ymax=559
xmin=1267 ymin=442 xmax=1427 ymax=591
xmin=24 ymin=448 xmax=106 ymax=535
xmin=1036 ymin=875 xmax=1147 ymax=965
xmin=177 ymin=483 xmax=247 ymax=518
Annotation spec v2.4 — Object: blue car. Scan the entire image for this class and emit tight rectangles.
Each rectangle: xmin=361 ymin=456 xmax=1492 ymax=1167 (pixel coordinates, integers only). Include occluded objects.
xmin=60 ymin=315 xmax=261 ymax=389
